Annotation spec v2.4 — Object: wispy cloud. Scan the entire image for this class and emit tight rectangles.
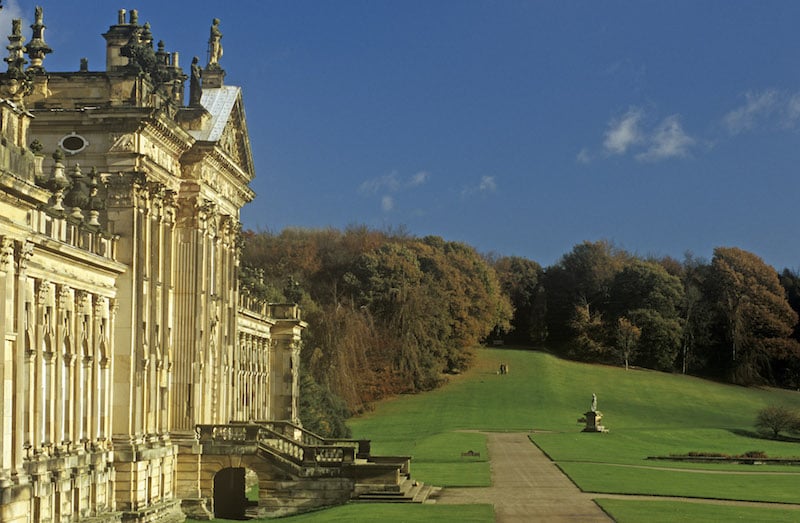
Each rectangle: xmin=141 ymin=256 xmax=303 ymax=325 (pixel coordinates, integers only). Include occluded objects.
xmin=462 ymin=176 xmax=498 ymax=197
xmin=478 ymin=176 xmax=497 ymax=192
xmin=637 ymin=115 xmax=694 ymax=162
xmin=787 ymin=93 xmax=800 ymax=124
xmin=723 ymin=90 xmax=780 ymax=135
xmin=604 ymin=108 xmax=643 ymax=154
xmin=359 ymin=170 xmax=430 ymax=195
xmin=479 ymin=176 xmax=497 ymax=192
xmin=409 ymin=171 xmax=429 ymax=186
xmin=359 ymin=170 xmax=431 ymax=213
xmin=586 ymin=107 xmax=694 ymax=164
xmin=359 ymin=172 xmax=400 ymax=195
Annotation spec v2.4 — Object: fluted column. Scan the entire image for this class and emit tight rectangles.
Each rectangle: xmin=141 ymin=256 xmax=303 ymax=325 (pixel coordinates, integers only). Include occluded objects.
xmin=0 ymin=238 xmax=14 ymax=479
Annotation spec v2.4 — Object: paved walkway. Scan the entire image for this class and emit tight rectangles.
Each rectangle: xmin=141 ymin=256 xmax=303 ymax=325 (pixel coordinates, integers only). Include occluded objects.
xmin=435 ymin=432 xmax=800 ymax=521
xmin=435 ymin=432 xmax=611 ymax=522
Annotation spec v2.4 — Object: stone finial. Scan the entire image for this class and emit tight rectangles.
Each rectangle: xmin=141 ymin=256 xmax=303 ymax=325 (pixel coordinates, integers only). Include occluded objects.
xmin=27 ymin=6 xmax=53 ymax=73
xmin=29 ymin=139 xmax=43 ymax=154
xmin=45 ymin=149 xmax=70 ymax=212
xmin=141 ymin=22 xmax=153 ymax=48
xmin=118 ymin=9 xmax=126 ymax=25
xmin=5 ymin=18 xmax=27 ymax=78
xmin=85 ymin=167 xmax=105 ymax=227
xmin=156 ymin=40 xmax=169 ymax=67
xmin=63 ymin=163 xmax=88 ymax=221
xmin=129 ymin=9 xmax=139 ymax=25
xmin=80 ymin=57 xmax=88 ymax=72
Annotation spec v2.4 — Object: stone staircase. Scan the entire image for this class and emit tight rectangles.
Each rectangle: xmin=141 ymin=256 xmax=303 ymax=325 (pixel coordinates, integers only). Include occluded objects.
xmin=196 ymin=421 xmax=438 ymax=516
xmin=356 ymin=473 xmax=441 ymax=503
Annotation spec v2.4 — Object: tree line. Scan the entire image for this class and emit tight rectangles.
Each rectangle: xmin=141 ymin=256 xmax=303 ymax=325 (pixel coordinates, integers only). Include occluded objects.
xmin=240 ymin=230 xmax=800 ymax=436
xmin=496 ymin=240 xmax=800 ymax=388
xmin=240 ymin=227 xmax=511 ymax=436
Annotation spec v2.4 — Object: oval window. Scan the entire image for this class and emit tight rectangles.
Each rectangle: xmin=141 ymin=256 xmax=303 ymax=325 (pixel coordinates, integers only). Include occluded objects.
xmin=59 ymin=133 xmax=88 ymax=154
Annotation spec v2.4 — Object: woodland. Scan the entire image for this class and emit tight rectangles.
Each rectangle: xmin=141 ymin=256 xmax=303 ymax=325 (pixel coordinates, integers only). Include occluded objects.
xmin=240 ymin=228 xmax=800 ymax=437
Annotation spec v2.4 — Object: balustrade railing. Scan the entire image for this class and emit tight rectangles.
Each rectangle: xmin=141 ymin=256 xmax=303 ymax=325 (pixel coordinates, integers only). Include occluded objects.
xmin=199 ymin=421 xmax=362 ymax=468
xmin=196 ymin=423 xmax=260 ymax=443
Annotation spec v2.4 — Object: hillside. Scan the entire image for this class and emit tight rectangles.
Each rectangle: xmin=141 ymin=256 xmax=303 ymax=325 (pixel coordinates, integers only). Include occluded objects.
xmin=350 ymin=347 xmax=800 ymax=447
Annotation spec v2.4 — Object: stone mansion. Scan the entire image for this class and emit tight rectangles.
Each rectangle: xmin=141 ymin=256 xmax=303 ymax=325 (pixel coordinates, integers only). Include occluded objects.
xmin=0 ymin=6 xmax=418 ymax=523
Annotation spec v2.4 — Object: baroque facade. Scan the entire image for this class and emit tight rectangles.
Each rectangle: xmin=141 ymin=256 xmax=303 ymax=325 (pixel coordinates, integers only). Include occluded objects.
xmin=0 ymin=7 xmax=310 ymax=522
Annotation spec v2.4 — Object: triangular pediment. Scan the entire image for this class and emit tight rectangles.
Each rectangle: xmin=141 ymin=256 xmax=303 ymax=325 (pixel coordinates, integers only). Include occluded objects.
xmin=190 ymin=86 xmax=256 ymax=180
xmin=216 ymin=98 xmax=255 ymax=178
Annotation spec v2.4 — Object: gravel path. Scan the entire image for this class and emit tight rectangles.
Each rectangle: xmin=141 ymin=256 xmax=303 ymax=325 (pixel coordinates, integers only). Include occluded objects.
xmin=435 ymin=432 xmax=611 ymax=522
xmin=434 ymin=431 xmax=800 ymax=521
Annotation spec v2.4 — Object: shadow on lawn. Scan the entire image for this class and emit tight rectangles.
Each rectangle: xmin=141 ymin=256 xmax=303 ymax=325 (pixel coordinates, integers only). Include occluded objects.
xmin=728 ymin=428 xmax=800 ymax=443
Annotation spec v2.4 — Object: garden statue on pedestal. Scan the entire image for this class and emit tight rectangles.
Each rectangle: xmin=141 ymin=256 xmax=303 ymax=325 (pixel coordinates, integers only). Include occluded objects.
xmin=579 ymin=392 xmax=608 ymax=432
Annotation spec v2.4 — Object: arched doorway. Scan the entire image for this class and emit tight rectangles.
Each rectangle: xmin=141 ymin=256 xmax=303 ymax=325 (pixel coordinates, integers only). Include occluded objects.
xmin=213 ymin=467 xmax=255 ymax=519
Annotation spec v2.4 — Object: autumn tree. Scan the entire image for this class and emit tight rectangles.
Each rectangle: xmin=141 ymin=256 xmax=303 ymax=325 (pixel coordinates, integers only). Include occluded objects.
xmin=569 ymin=300 xmax=610 ymax=360
xmin=708 ymin=247 xmax=800 ymax=384
xmin=616 ymin=317 xmax=640 ymax=370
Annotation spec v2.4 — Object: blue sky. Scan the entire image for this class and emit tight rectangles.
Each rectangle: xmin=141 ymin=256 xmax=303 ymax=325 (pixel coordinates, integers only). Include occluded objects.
xmin=8 ymin=1 xmax=800 ymax=269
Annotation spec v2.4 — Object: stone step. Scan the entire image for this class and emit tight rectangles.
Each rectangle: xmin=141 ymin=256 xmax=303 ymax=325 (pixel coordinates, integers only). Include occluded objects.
xmin=357 ymin=479 xmax=437 ymax=504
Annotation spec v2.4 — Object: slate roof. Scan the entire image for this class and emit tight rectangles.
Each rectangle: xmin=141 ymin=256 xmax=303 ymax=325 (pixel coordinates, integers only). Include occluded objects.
xmin=189 ymin=85 xmax=241 ymax=142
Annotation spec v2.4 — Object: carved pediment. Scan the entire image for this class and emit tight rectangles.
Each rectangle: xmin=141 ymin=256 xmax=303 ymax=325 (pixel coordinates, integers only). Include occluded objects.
xmin=190 ymin=86 xmax=255 ymax=181
xmin=218 ymin=99 xmax=252 ymax=174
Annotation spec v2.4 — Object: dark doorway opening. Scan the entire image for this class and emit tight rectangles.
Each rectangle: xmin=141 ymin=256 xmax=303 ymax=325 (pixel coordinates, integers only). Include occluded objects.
xmin=214 ymin=467 xmax=256 ymax=520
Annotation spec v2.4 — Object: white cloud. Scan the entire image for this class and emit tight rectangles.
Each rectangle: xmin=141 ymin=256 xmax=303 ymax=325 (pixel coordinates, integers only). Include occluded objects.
xmin=576 ymin=148 xmax=592 ymax=164
xmin=723 ymin=90 xmax=779 ymax=135
xmin=360 ymin=170 xmax=430 ymax=214
xmin=359 ymin=170 xmax=430 ymax=195
xmin=784 ymin=93 xmax=800 ymax=128
xmin=462 ymin=176 xmax=498 ymax=197
xmin=637 ymin=115 xmax=694 ymax=162
xmin=409 ymin=171 xmax=429 ymax=187
xmin=479 ymin=176 xmax=497 ymax=192
xmin=604 ymin=108 xmax=643 ymax=154
xmin=359 ymin=172 xmax=400 ymax=195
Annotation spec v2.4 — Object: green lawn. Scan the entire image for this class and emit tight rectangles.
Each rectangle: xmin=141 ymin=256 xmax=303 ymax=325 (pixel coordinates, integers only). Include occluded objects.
xmin=196 ymin=347 xmax=800 ymax=521
xmin=596 ymin=499 xmax=800 ymax=523
xmin=189 ymin=504 xmax=494 ymax=523
xmin=347 ymin=347 xmax=800 ymax=519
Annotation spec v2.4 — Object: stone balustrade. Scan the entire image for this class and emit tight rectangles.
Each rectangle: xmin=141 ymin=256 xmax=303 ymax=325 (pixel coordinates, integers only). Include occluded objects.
xmin=199 ymin=421 xmax=366 ymax=469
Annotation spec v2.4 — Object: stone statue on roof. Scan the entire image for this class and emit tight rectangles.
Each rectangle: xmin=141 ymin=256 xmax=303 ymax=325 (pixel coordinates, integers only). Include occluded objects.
xmin=208 ymin=18 xmax=222 ymax=67
xmin=189 ymin=56 xmax=202 ymax=106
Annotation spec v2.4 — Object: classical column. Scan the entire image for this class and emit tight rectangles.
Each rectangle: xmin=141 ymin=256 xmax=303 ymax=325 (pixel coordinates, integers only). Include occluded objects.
xmin=139 ymin=191 xmax=151 ymax=438
xmin=0 ymin=238 xmax=14 ymax=479
xmin=172 ymin=197 xmax=204 ymax=431
xmin=233 ymin=332 xmax=243 ymax=421
xmin=54 ymin=286 xmax=71 ymax=449
xmin=73 ymin=293 xmax=89 ymax=447
xmin=161 ymin=192 xmax=175 ymax=434
xmin=81 ymin=308 xmax=94 ymax=446
xmin=93 ymin=297 xmax=108 ymax=443
xmin=103 ymin=299 xmax=118 ymax=442
xmin=33 ymin=280 xmax=52 ymax=453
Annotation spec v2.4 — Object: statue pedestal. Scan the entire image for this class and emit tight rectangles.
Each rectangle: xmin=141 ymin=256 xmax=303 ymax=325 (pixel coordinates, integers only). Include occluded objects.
xmin=580 ymin=411 xmax=608 ymax=433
